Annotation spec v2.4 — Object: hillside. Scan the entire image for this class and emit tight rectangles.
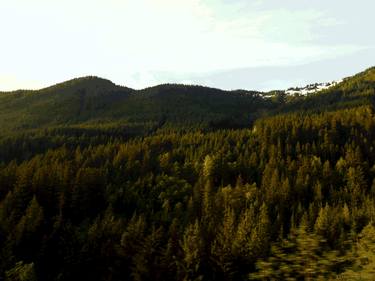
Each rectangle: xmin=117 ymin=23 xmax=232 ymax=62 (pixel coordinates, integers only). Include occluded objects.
xmin=2 ymin=67 xmax=375 ymax=136
xmin=0 ymin=78 xmax=274 ymax=135
xmin=1 ymin=67 xmax=375 ymax=280
xmin=264 ymin=67 xmax=375 ymax=115
xmin=0 ymin=77 xmax=133 ymax=133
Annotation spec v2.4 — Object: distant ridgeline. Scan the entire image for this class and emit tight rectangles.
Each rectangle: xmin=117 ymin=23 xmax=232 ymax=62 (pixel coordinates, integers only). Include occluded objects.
xmin=0 ymin=67 xmax=375 ymax=280
xmin=0 ymin=76 xmax=271 ymax=135
xmin=0 ymin=68 xmax=374 ymax=136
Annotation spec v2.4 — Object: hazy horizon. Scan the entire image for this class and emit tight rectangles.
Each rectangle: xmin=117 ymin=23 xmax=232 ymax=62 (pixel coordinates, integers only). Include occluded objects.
xmin=1 ymin=0 xmax=374 ymax=91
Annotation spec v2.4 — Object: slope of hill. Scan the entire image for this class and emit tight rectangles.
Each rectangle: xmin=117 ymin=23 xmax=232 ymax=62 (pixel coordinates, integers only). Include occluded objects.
xmin=1 ymin=67 xmax=375 ymax=280
xmin=0 ymin=79 xmax=275 ymax=135
xmin=275 ymin=67 xmax=375 ymax=114
xmin=0 ymin=76 xmax=133 ymax=132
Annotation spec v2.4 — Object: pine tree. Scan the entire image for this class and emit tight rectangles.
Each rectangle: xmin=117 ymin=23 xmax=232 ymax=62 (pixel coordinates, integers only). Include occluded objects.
xmin=211 ymin=207 xmax=236 ymax=279
xmin=181 ymin=220 xmax=203 ymax=281
xmin=250 ymin=222 xmax=346 ymax=280
xmin=339 ymin=223 xmax=375 ymax=280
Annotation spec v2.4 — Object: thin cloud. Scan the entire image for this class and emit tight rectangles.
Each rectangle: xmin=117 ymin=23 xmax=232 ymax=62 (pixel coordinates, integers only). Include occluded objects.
xmin=0 ymin=0 xmax=373 ymax=90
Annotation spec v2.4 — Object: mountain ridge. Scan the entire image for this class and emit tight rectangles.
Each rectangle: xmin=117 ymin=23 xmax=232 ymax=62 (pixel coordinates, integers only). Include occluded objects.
xmin=2 ymin=65 xmax=374 ymax=95
xmin=0 ymin=66 xmax=374 ymax=136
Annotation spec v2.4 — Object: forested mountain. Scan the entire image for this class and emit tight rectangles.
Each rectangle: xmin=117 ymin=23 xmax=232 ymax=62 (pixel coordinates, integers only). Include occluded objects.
xmin=0 ymin=77 xmax=133 ymax=132
xmin=1 ymin=67 xmax=375 ymax=280
xmin=0 ymin=77 xmax=273 ymax=135
xmin=279 ymin=66 xmax=375 ymax=114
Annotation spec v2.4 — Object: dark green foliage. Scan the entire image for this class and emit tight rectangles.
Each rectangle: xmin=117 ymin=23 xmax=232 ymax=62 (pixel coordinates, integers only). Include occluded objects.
xmin=1 ymin=68 xmax=375 ymax=280
xmin=0 ymin=79 xmax=273 ymax=136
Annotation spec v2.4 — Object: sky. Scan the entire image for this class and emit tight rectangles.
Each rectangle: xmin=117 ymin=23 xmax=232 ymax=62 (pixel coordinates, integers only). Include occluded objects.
xmin=0 ymin=0 xmax=374 ymax=91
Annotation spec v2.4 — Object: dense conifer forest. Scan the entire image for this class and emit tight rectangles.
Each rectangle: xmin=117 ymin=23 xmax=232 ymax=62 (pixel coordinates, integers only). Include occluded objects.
xmin=1 ymin=67 xmax=375 ymax=280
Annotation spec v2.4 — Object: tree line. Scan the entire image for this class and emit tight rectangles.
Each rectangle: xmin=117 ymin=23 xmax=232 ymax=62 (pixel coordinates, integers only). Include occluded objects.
xmin=1 ymin=104 xmax=375 ymax=280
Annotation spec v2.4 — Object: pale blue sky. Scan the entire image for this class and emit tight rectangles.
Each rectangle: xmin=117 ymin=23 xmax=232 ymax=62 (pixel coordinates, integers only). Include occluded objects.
xmin=0 ymin=0 xmax=374 ymax=91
